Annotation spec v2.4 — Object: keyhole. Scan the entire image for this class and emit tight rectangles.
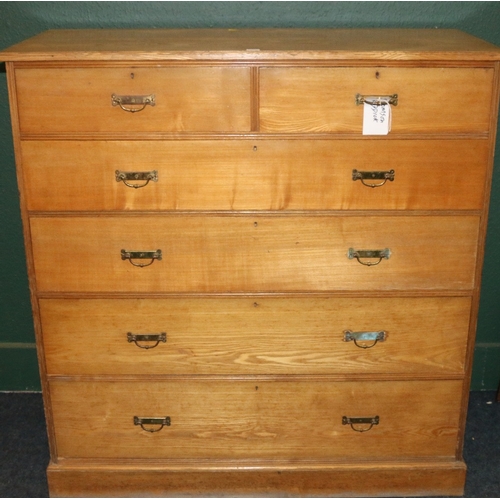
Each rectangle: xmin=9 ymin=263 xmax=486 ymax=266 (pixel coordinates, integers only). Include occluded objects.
xmin=253 ymin=145 xmax=258 ymax=151
xmin=130 ymin=73 xmax=135 ymax=79
xmin=375 ymin=71 xmax=380 ymax=79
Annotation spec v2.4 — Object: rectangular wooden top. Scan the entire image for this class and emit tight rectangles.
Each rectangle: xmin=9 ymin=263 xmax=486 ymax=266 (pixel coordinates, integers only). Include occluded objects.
xmin=2 ymin=28 xmax=500 ymax=62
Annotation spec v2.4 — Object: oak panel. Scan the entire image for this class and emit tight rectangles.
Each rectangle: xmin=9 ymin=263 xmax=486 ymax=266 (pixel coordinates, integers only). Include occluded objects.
xmin=22 ymin=139 xmax=488 ymax=211
xmin=40 ymin=297 xmax=470 ymax=376
xmin=260 ymin=67 xmax=494 ymax=133
xmin=15 ymin=67 xmax=251 ymax=134
xmin=30 ymin=215 xmax=479 ymax=293
xmin=2 ymin=28 xmax=500 ymax=62
xmin=46 ymin=461 xmax=467 ymax=498
xmin=49 ymin=379 xmax=462 ymax=460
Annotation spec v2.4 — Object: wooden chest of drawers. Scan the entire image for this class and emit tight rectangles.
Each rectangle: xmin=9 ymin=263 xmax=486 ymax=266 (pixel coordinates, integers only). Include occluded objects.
xmin=2 ymin=28 xmax=500 ymax=497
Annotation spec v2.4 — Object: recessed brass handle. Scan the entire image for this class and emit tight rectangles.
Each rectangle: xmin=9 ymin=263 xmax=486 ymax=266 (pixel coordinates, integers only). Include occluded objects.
xmin=342 ymin=416 xmax=379 ymax=433
xmin=111 ymin=93 xmax=155 ymax=113
xmin=355 ymin=94 xmax=398 ymax=106
xmin=121 ymin=249 xmax=162 ymax=268
xmin=352 ymin=169 xmax=395 ymax=188
xmin=343 ymin=330 xmax=387 ymax=349
xmin=127 ymin=332 xmax=167 ymax=349
xmin=134 ymin=416 xmax=171 ymax=433
xmin=348 ymin=248 xmax=391 ymax=267
xmin=116 ymin=170 xmax=158 ymax=189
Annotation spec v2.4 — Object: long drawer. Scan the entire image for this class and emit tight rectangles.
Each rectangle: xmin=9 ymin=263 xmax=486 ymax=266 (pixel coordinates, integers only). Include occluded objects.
xmin=49 ymin=379 xmax=462 ymax=460
xmin=22 ymin=139 xmax=488 ymax=211
xmin=260 ymin=67 xmax=494 ymax=133
xmin=30 ymin=215 xmax=479 ymax=293
xmin=15 ymin=66 xmax=251 ymax=134
xmin=40 ymin=297 xmax=469 ymax=376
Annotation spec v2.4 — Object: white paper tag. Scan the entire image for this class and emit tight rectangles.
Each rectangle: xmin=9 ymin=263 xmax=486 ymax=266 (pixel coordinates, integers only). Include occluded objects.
xmin=362 ymin=102 xmax=392 ymax=135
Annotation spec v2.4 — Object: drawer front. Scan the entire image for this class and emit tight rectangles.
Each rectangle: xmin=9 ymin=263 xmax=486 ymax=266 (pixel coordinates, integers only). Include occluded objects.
xmin=260 ymin=67 xmax=494 ymax=133
xmin=22 ymin=139 xmax=488 ymax=211
xmin=30 ymin=215 xmax=479 ymax=293
xmin=41 ymin=297 xmax=470 ymax=376
xmin=15 ymin=67 xmax=251 ymax=134
xmin=49 ymin=379 xmax=462 ymax=460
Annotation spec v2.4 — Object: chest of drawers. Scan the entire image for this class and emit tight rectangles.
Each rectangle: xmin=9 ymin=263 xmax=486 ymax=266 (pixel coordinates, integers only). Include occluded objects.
xmin=2 ymin=28 xmax=500 ymax=497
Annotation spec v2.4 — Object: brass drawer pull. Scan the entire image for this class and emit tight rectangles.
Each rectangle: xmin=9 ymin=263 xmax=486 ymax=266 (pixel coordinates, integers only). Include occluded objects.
xmin=348 ymin=248 xmax=391 ymax=267
xmin=355 ymin=94 xmax=398 ymax=106
xmin=134 ymin=416 xmax=171 ymax=433
xmin=127 ymin=332 xmax=166 ymax=349
xmin=343 ymin=330 xmax=387 ymax=349
xmin=342 ymin=416 xmax=379 ymax=433
xmin=111 ymin=93 xmax=156 ymax=113
xmin=352 ymin=169 xmax=395 ymax=188
xmin=116 ymin=170 xmax=158 ymax=189
xmin=121 ymin=249 xmax=162 ymax=268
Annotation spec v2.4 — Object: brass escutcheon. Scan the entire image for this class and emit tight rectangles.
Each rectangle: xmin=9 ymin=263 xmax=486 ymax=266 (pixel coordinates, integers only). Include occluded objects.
xmin=127 ymin=332 xmax=167 ymax=349
xmin=134 ymin=416 xmax=171 ymax=433
xmin=355 ymin=93 xmax=398 ymax=106
xmin=352 ymin=169 xmax=395 ymax=188
xmin=111 ymin=93 xmax=156 ymax=113
xmin=343 ymin=330 xmax=387 ymax=349
xmin=347 ymin=248 xmax=391 ymax=266
xmin=121 ymin=249 xmax=162 ymax=268
xmin=342 ymin=416 xmax=380 ymax=433
xmin=116 ymin=170 xmax=158 ymax=189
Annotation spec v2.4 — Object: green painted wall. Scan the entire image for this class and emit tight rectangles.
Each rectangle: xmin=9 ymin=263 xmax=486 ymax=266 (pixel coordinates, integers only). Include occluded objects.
xmin=1 ymin=1 xmax=500 ymax=391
